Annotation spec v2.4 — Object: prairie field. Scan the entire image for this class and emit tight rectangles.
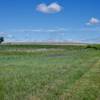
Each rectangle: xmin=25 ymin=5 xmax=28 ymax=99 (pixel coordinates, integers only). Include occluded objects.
xmin=0 ymin=44 xmax=100 ymax=100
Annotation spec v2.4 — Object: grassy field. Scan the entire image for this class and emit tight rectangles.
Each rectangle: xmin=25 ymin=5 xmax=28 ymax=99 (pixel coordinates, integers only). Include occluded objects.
xmin=0 ymin=44 xmax=100 ymax=100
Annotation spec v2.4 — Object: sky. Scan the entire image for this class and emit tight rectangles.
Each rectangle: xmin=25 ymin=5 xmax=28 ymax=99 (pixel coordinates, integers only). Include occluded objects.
xmin=0 ymin=0 xmax=100 ymax=43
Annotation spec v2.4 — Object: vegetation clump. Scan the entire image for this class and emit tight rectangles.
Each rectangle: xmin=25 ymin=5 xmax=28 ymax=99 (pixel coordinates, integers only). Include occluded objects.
xmin=85 ymin=44 xmax=100 ymax=50
xmin=0 ymin=37 xmax=4 ymax=44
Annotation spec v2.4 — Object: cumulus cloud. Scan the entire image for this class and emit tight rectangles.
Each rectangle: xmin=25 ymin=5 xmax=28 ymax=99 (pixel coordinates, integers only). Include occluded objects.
xmin=86 ymin=17 xmax=100 ymax=25
xmin=36 ymin=2 xmax=62 ymax=14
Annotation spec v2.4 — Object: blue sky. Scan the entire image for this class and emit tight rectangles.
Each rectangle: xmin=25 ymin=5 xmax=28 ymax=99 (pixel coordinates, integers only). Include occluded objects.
xmin=0 ymin=0 xmax=100 ymax=43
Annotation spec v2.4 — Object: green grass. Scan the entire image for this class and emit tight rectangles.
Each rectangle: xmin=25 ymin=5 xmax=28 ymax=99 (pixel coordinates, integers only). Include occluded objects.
xmin=0 ymin=44 xmax=100 ymax=100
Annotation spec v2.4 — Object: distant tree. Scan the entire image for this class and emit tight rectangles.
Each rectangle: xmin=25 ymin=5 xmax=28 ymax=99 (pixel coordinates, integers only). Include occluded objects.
xmin=0 ymin=37 xmax=4 ymax=44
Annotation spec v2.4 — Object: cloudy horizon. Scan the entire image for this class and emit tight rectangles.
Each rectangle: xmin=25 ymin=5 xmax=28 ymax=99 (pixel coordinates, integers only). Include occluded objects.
xmin=0 ymin=0 xmax=100 ymax=43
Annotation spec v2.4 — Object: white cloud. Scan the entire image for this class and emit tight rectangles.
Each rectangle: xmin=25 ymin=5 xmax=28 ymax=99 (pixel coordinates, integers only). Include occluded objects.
xmin=86 ymin=17 xmax=100 ymax=25
xmin=0 ymin=32 xmax=8 ymax=37
xmin=6 ymin=34 xmax=13 ymax=38
xmin=0 ymin=32 xmax=7 ymax=35
xmin=12 ymin=28 xmax=68 ymax=33
xmin=36 ymin=2 xmax=62 ymax=14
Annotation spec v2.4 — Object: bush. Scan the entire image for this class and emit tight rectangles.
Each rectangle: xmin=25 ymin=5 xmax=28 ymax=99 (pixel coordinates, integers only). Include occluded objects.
xmin=85 ymin=45 xmax=100 ymax=50
xmin=0 ymin=37 xmax=4 ymax=44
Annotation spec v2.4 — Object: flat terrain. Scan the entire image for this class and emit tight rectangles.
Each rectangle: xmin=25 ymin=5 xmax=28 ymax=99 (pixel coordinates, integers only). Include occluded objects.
xmin=0 ymin=44 xmax=100 ymax=100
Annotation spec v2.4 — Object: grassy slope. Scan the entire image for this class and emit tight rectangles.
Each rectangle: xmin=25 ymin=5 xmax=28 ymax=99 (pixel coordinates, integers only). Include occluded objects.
xmin=0 ymin=44 xmax=100 ymax=100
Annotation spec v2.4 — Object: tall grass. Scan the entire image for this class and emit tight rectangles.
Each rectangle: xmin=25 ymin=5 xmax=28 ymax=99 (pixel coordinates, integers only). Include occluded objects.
xmin=0 ymin=44 xmax=100 ymax=100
